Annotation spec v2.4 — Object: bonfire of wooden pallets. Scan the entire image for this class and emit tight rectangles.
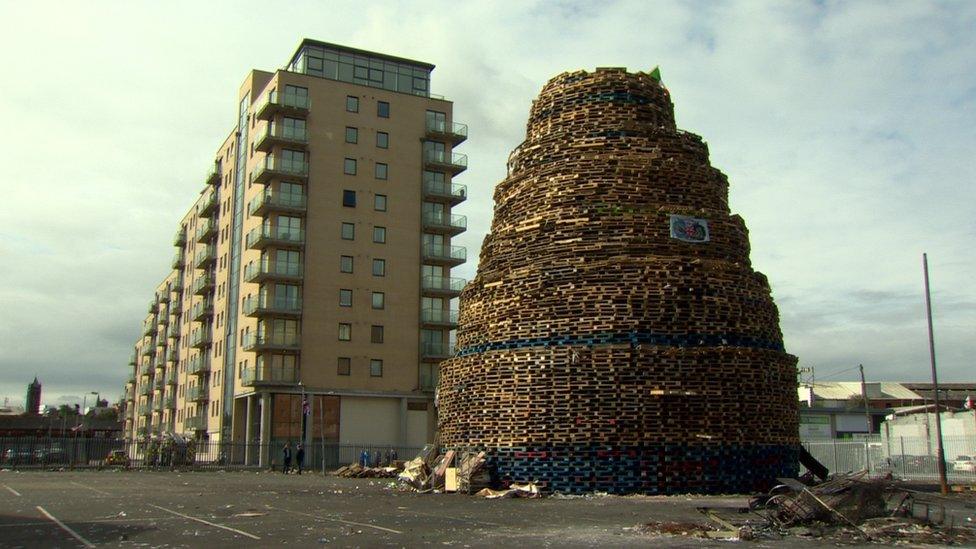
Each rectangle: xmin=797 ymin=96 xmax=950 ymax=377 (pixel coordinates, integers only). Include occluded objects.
xmin=437 ymin=67 xmax=800 ymax=495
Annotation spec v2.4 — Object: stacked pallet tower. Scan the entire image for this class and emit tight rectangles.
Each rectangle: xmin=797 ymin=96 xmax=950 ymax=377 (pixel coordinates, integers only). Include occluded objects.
xmin=437 ymin=67 xmax=799 ymax=495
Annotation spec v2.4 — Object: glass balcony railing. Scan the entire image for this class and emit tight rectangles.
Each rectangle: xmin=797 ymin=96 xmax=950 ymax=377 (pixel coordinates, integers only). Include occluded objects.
xmin=197 ymin=192 xmax=217 ymax=217
xmin=194 ymin=244 xmax=216 ymax=269
xmin=421 ymin=275 xmax=466 ymax=295
xmin=172 ymin=250 xmax=185 ymax=270
xmin=422 ymin=243 xmax=467 ymax=265
xmin=191 ymin=273 xmax=215 ymax=295
xmin=185 ymin=414 xmax=207 ymax=430
xmin=248 ymin=190 xmax=307 ymax=216
xmin=422 ymin=180 xmax=467 ymax=204
xmin=254 ymin=124 xmax=308 ymax=152
xmin=188 ymin=355 xmax=210 ymax=375
xmin=173 ymin=229 xmax=187 ymax=247
xmin=186 ymin=385 xmax=209 ymax=402
xmin=164 ymin=396 xmax=176 ymax=409
xmin=422 ymin=212 xmax=467 ymax=234
xmin=421 ymin=341 xmax=455 ymax=359
xmin=165 ymin=368 xmax=178 ymax=385
xmin=250 ymin=155 xmax=309 ymax=185
xmin=195 ymin=218 xmax=215 ymax=243
xmin=242 ymin=333 xmax=301 ymax=352
xmin=421 ymin=308 xmax=459 ymax=326
xmin=243 ymin=260 xmax=303 ymax=283
xmin=242 ymin=295 xmax=303 ymax=316
xmin=425 ymin=119 xmax=468 ymax=145
xmin=245 ymin=225 xmax=305 ymax=250
xmin=138 ymin=384 xmax=151 ymax=396
xmin=423 ymin=150 xmax=467 ymax=174
xmin=420 ymin=363 xmax=440 ymax=392
xmin=256 ymin=91 xmax=310 ymax=120
xmin=191 ymin=297 xmax=214 ymax=321
xmin=190 ymin=329 xmax=212 ymax=348
xmin=242 ymin=364 xmax=300 ymax=386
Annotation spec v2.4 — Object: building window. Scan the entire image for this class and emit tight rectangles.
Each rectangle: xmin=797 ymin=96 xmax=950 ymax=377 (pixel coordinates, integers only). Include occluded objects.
xmin=375 ymin=163 xmax=388 ymax=180
xmin=341 ymin=222 xmax=355 ymax=240
xmin=376 ymin=131 xmax=389 ymax=149
xmin=377 ymin=101 xmax=390 ymax=118
xmin=340 ymin=255 xmax=354 ymax=273
xmin=339 ymin=289 xmax=352 ymax=307
xmin=372 ymin=259 xmax=386 ymax=276
xmin=372 ymin=226 xmax=386 ymax=243
xmin=371 ymin=325 xmax=384 ymax=343
xmin=343 ymin=190 xmax=356 ymax=207
xmin=337 ymin=357 xmax=351 ymax=376
xmin=374 ymin=194 xmax=387 ymax=212
xmin=345 ymin=127 xmax=358 ymax=144
xmin=371 ymin=292 xmax=385 ymax=309
xmin=346 ymin=96 xmax=359 ymax=113
xmin=344 ymin=158 xmax=357 ymax=175
xmin=370 ymin=359 xmax=383 ymax=377
xmin=338 ymin=323 xmax=351 ymax=341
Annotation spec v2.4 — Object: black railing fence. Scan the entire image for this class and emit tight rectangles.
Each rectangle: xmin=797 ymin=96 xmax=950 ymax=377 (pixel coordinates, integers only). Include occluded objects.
xmin=0 ymin=436 xmax=421 ymax=473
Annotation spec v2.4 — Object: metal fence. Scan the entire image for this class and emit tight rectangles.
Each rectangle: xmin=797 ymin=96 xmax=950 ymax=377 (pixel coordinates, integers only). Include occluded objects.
xmin=802 ymin=435 xmax=976 ymax=483
xmin=0 ymin=436 xmax=421 ymax=473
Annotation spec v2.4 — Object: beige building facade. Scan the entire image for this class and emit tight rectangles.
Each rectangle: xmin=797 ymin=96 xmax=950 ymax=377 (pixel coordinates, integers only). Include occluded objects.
xmin=123 ymin=40 xmax=467 ymax=462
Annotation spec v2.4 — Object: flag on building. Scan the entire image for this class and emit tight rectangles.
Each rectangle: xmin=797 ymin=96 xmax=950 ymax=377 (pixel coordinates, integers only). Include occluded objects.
xmin=302 ymin=396 xmax=310 ymax=416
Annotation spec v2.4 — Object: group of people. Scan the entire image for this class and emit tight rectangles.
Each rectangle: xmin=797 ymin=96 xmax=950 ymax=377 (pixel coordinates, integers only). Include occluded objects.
xmin=281 ymin=441 xmax=305 ymax=474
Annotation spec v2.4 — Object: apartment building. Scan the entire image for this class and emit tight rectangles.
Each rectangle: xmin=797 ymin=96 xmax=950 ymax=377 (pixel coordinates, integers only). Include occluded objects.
xmin=122 ymin=39 xmax=467 ymax=462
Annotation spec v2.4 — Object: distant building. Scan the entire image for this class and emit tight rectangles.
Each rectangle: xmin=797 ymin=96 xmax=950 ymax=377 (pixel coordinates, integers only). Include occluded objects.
xmin=25 ymin=377 xmax=41 ymax=415
xmin=901 ymin=383 xmax=976 ymax=410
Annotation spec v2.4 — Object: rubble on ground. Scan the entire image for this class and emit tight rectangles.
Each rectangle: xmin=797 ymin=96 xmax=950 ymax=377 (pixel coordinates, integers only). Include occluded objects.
xmin=331 ymin=463 xmax=401 ymax=478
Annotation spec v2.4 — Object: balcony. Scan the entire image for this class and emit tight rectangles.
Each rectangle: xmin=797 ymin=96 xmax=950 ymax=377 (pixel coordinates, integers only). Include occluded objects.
xmin=138 ymin=404 xmax=152 ymax=416
xmin=194 ymin=244 xmax=216 ymax=269
xmin=190 ymin=329 xmax=212 ymax=349
xmin=191 ymin=298 xmax=214 ymax=321
xmin=152 ymin=399 xmax=164 ymax=412
xmin=165 ymin=368 xmax=178 ymax=385
xmin=185 ymin=414 xmax=207 ymax=431
xmin=243 ymin=260 xmax=303 ymax=284
xmin=191 ymin=273 xmax=215 ymax=296
xmin=246 ymin=225 xmax=305 ymax=250
xmin=142 ymin=322 xmax=155 ymax=337
xmin=421 ymin=308 xmax=459 ymax=328
xmin=195 ymin=218 xmax=216 ymax=243
xmin=138 ymin=384 xmax=151 ymax=396
xmin=420 ymin=363 xmax=440 ymax=392
xmin=248 ymin=189 xmax=307 ymax=217
xmin=186 ymin=385 xmax=209 ymax=403
xmin=139 ymin=360 xmax=152 ymax=375
xmin=153 ymin=375 xmax=165 ymax=390
xmin=172 ymin=250 xmax=185 ymax=270
xmin=157 ymin=315 xmax=169 ymax=328
xmin=250 ymin=155 xmax=309 ymax=185
xmin=421 ymin=275 xmax=466 ymax=298
xmin=206 ymin=166 xmax=220 ymax=187
xmin=242 ymin=364 xmax=300 ymax=386
xmin=243 ymin=295 xmax=302 ymax=318
xmin=164 ymin=396 xmax=176 ymax=409
xmin=188 ymin=355 xmax=210 ymax=376
xmin=422 ymin=211 xmax=467 ymax=236
xmin=148 ymin=300 xmax=159 ymax=314
xmin=255 ymin=91 xmax=310 ymax=120
xmin=422 ymin=243 xmax=467 ymax=267
xmin=141 ymin=344 xmax=154 ymax=357
xmin=136 ymin=426 xmax=148 ymax=436
xmin=254 ymin=123 xmax=308 ymax=153
xmin=173 ymin=228 xmax=187 ymax=247
xmin=242 ymin=333 xmax=301 ymax=353
xmin=423 ymin=150 xmax=467 ymax=175
xmin=169 ymin=300 xmax=182 ymax=316
xmin=166 ymin=348 xmax=179 ymax=363
xmin=425 ymin=119 xmax=468 ymax=146
xmin=127 ymin=370 xmax=136 ymax=383
xmin=422 ymin=180 xmax=467 ymax=206
xmin=197 ymin=192 xmax=217 ymax=218
xmin=421 ymin=341 xmax=455 ymax=361
xmin=158 ymin=293 xmax=170 ymax=304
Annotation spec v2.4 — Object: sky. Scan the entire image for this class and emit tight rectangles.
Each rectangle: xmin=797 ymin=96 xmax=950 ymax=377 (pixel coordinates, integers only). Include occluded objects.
xmin=0 ymin=0 xmax=972 ymax=408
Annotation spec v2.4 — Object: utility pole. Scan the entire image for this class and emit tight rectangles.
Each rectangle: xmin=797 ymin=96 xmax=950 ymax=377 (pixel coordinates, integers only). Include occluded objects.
xmin=923 ymin=252 xmax=949 ymax=495
xmin=858 ymin=365 xmax=871 ymax=433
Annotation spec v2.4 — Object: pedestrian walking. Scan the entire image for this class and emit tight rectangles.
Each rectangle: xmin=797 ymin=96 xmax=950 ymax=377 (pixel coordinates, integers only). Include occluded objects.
xmin=296 ymin=442 xmax=305 ymax=475
xmin=282 ymin=442 xmax=292 ymax=474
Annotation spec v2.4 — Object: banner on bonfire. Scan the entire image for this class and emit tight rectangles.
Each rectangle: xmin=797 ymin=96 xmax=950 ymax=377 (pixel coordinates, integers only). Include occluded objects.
xmin=669 ymin=215 xmax=710 ymax=243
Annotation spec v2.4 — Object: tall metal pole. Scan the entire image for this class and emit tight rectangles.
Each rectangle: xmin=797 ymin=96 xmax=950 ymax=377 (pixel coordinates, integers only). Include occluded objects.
xmin=923 ymin=253 xmax=949 ymax=494
xmin=858 ymin=365 xmax=871 ymax=432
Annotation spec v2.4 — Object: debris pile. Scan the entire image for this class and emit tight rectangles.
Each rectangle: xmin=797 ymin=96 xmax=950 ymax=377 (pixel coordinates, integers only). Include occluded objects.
xmin=332 ymin=463 xmax=401 ymax=479
xmin=397 ymin=445 xmax=493 ymax=494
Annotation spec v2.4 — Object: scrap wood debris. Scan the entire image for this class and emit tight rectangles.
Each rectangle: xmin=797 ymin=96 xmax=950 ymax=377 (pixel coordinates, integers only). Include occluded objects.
xmin=397 ymin=445 xmax=496 ymax=494
xmin=332 ymin=463 xmax=402 ymax=478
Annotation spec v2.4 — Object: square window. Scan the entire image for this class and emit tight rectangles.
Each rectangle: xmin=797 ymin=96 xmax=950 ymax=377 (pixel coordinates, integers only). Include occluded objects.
xmin=374 ymin=194 xmax=387 ymax=212
xmin=338 ymin=323 xmax=351 ymax=341
xmin=340 ymin=255 xmax=354 ymax=273
xmin=371 ymin=325 xmax=384 ymax=343
xmin=377 ymin=101 xmax=390 ymax=118
xmin=341 ymin=222 xmax=355 ymax=240
xmin=373 ymin=226 xmax=386 ymax=244
xmin=343 ymin=189 xmax=356 ymax=207
xmin=344 ymin=158 xmax=357 ymax=175
xmin=376 ymin=132 xmax=389 ymax=149
xmin=372 ymin=258 xmax=386 ymax=277
xmin=345 ymin=127 xmax=358 ymax=144
xmin=370 ymin=359 xmax=383 ymax=377
xmin=374 ymin=163 xmax=388 ymax=180
xmin=339 ymin=289 xmax=352 ymax=307
xmin=346 ymin=96 xmax=359 ymax=112
xmin=337 ymin=357 xmax=351 ymax=376
xmin=371 ymin=292 xmax=385 ymax=310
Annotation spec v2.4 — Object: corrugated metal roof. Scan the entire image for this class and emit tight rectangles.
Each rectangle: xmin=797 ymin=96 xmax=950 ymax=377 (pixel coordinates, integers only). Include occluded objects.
xmin=808 ymin=382 xmax=923 ymax=401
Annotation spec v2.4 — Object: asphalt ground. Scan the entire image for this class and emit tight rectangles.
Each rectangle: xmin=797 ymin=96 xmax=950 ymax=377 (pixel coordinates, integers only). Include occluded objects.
xmin=0 ymin=470 xmax=970 ymax=548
